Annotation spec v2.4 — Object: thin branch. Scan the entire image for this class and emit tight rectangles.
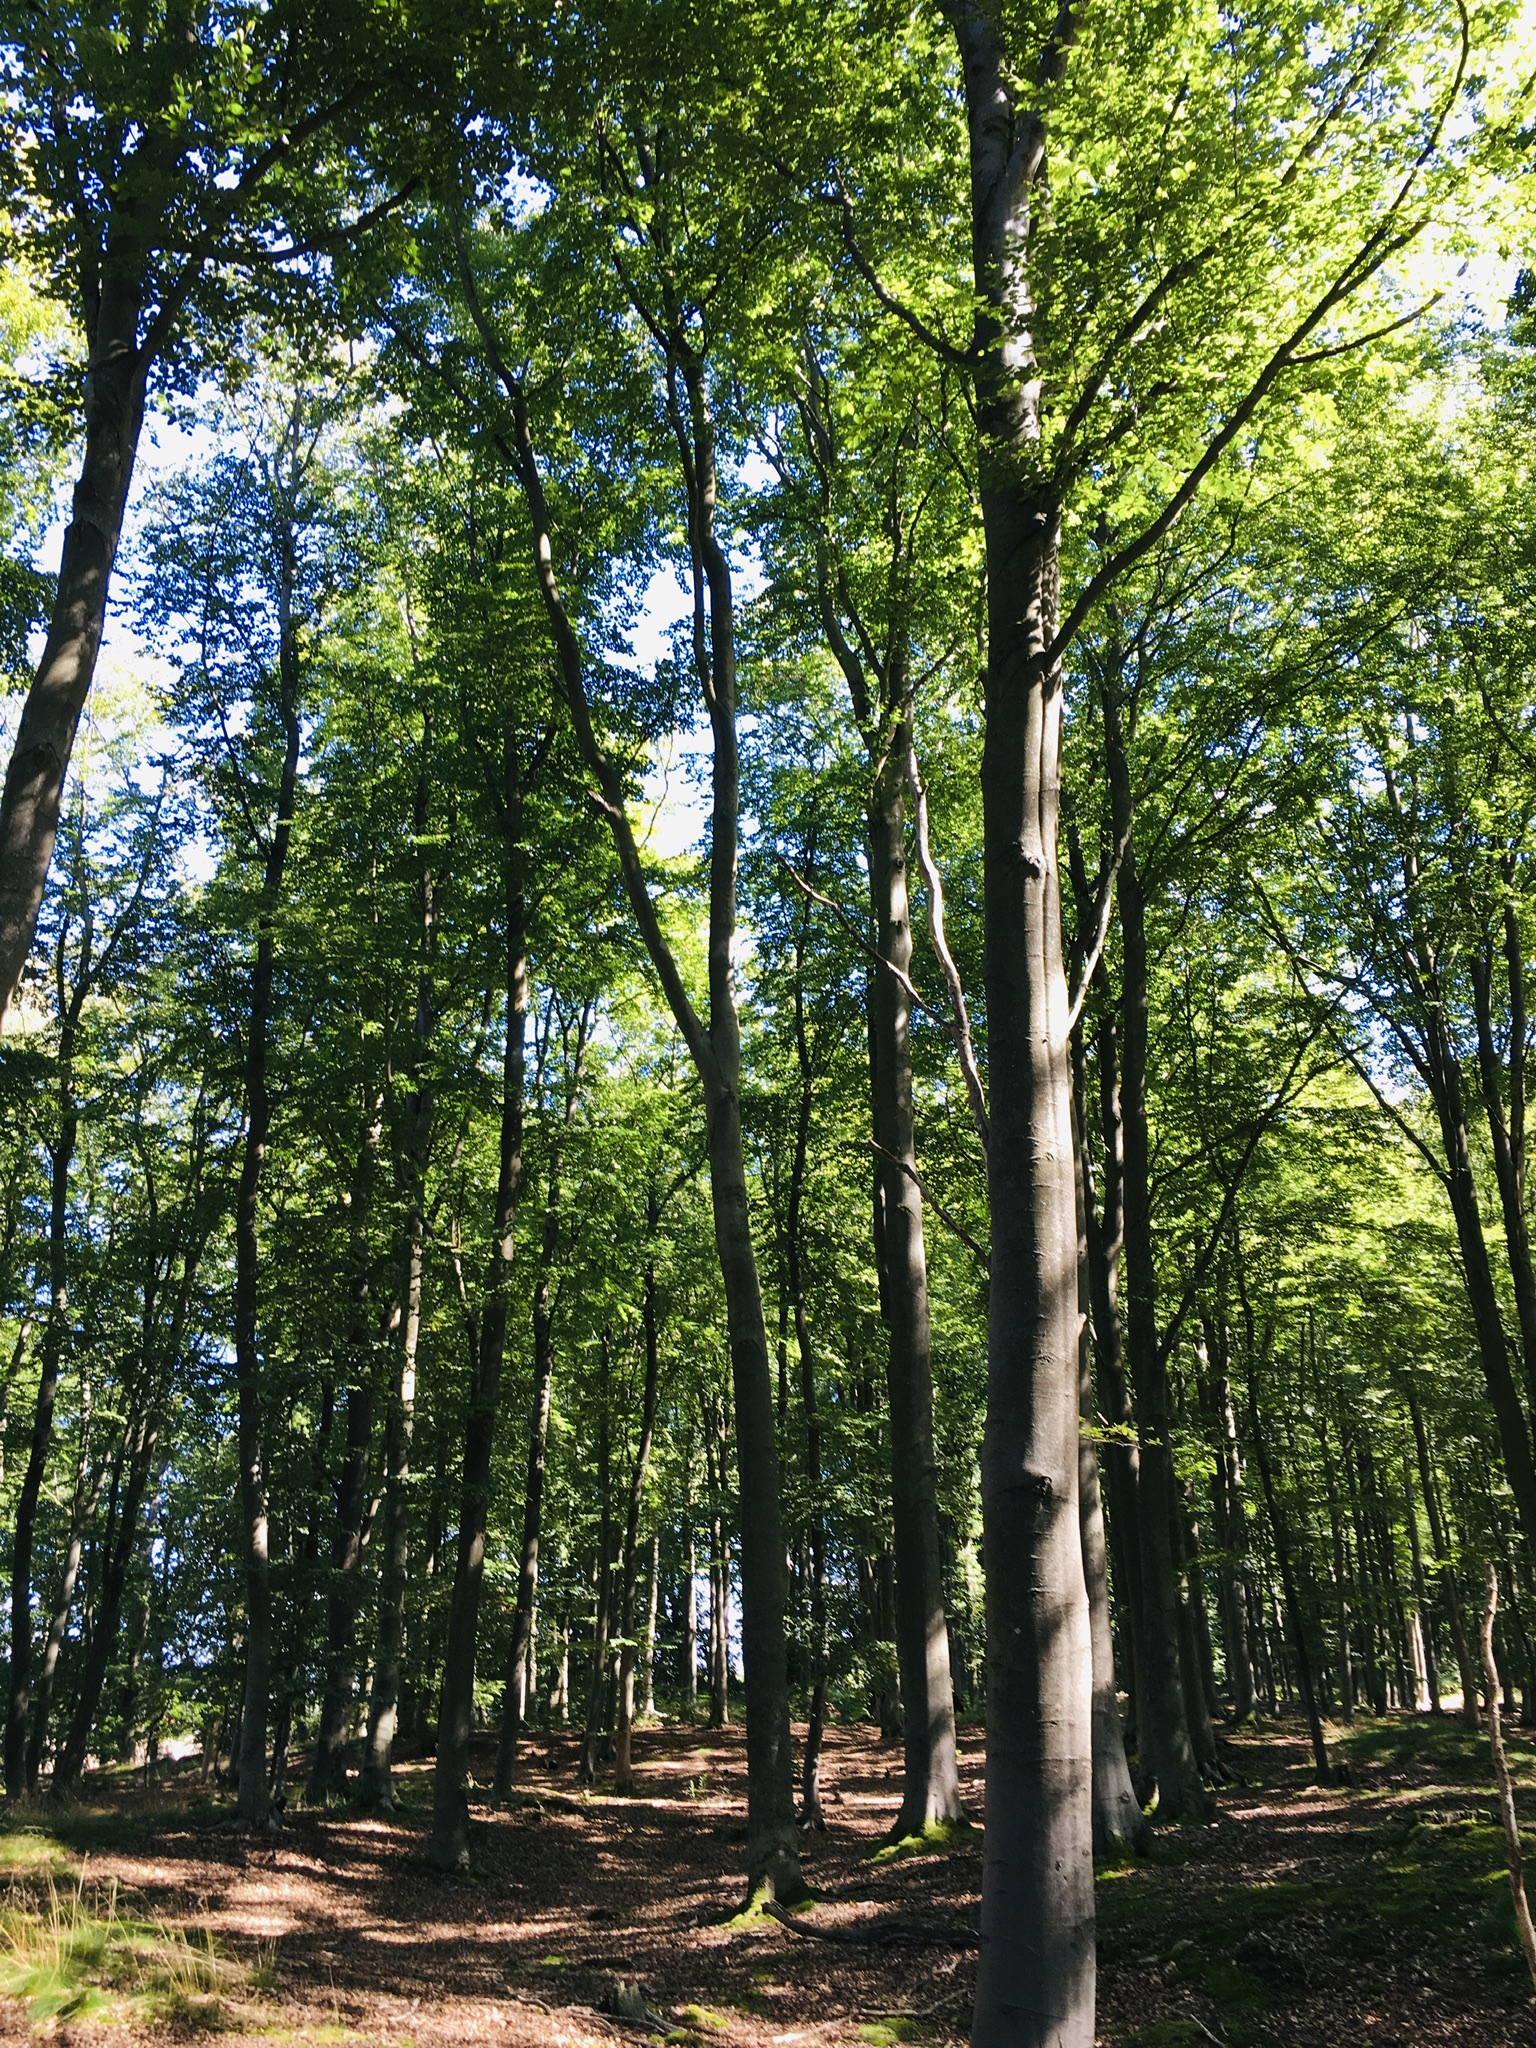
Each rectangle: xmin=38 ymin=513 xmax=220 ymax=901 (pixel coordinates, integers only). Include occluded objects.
xmin=870 ymin=1140 xmax=989 ymax=1275
xmin=906 ymin=739 xmax=989 ymax=1154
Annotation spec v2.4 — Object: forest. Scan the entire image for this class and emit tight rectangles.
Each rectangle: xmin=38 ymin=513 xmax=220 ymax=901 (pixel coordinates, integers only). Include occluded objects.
xmin=3 ymin=2 xmax=1536 ymax=2045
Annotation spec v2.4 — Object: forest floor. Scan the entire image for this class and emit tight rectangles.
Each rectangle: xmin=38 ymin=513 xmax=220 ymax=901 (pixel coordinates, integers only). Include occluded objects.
xmin=1 ymin=1715 xmax=1534 ymax=2047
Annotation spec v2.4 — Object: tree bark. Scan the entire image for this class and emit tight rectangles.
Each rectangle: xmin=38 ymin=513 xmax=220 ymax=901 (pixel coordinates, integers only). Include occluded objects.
xmin=614 ymin=1234 xmax=663 ymax=1796
xmin=494 ymin=1006 xmax=590 ymax=1797
xmin=943 ymin=4 xmax=1095 ymax=2033
xmin=428 ymin=739 xmax=530 ymax=1872
xmin=361 ymin=736 xmax=437 ymax=1808
xmin=309 ymin=1097 xmax=384 ymax=1800
xmin=0 ymin=278 xmax=146 ymax=1026
xmin=867 ymin=725 xmax=964 ymax=1837
xmin=488 ymin=265 xmax=802 ymax=1902
xmin=1102 ymin=672 xmax=1209 ymax=1822
xmin=232 ymin=509 xmax=303 ymax=1834
xmin=6 ymin=997 xmax=78 ymax=1793
xmin=26 ymin=1376 xmax=101 ymax=1787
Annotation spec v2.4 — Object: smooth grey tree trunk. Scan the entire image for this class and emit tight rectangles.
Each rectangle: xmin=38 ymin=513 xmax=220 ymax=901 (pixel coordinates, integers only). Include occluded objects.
xmin=944 ymin=3 xmax=1094 ymax=2031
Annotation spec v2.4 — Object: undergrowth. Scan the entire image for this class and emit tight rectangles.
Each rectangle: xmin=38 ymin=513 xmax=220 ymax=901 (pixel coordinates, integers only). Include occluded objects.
xmin=0 ymin=1873 xmax=242 ymax=2029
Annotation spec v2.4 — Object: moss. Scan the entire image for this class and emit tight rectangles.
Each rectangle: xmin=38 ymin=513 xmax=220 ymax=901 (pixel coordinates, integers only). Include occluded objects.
xmin=871 ymin=1817 xmax=980 ymax=1864
xmin=674 ymin=2005 xmax=731 ymax=2033
xmin=855 ymin=2019 xmax=926 ymax=2045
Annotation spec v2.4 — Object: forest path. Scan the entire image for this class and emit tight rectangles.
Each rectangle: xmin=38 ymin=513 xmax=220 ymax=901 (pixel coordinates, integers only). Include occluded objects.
xmin=0 ymin=1718 xmax=1533 ymax=2046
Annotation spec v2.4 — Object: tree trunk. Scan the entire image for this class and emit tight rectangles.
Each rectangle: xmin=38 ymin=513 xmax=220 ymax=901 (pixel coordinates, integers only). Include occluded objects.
xmin=1103 ymin=674 xmax=1210 ymax=1823
xmin=1246 ymin=1358 xmax=1330 ymax=1784
xmin=789 ymin=951 xmax=829 ymax=1828
xmin=6 ymin=1011 xmax=78 ymax=1794
xmin=361 ymin=736 xmax=437 ymax=1808
xmin=309 ymin=1098 xmax=384 ymax=1800
xmin=614 ymin=1239 xmax=663 ymax=1796
xmin=1407 ymin=1384 xmax=1480 ymax=1728
xmin=943 ymin=7 xmax=1095 ymax=2032
xmin=581 ymin=1353 xmax=616 ymax=1785
xmin=52 ymin=1404 xmax=160 ymax=1792
xmin=0 ymin=283 xmax=146 ymax=1027
xmin=429 ymin=752 xmax=529 ymax=1872
xmin=27 ymin=1378 xmax=100 ymax=1787
xmin=233 ymin=520 xmax=303 ymax=1835
xmin=867 ymin=726 xmax=964 ymax=1838
xmin=494 ymin=1009 xmax=589 ymax=1798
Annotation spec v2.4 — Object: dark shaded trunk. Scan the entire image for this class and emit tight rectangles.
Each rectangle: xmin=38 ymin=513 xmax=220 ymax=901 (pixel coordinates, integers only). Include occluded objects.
xmin=6 ymin=1010 xmax=77 ymax=1794
xmin=495 ymin=282 xmax=801 ymax=1904
xmin=614 ymin=1239 xmax=663 ymax=1796
xmin=1103 ymin=674 xmax=1208 ymax=1822
xmin=1201 ymin=1326 xmax=1255 ymax=1722
xmin=233 ymin=521 xmax=303 ymax=1835
xmin=309 ymin=1099 xmax=384 ymax=1800
xmin=428 ymin=743 xmax=529 ymax=1872
xmin=27 ymin=1380 xmax=101 ymax=1787
xmin=0 ymin=276 xmax=146 ymax=1024
xmin=52 ymin=1402 xmax=160 ymax=1791
xmin=1407 ymin=1384 xmax=1479 ymax=1728
xmin=581 ymin=1347 xmax=616 ymax=1784
xmin=360 ymin=738 xmax=437 ymax=1808
xmin=1245 ymin=1345 xmax=1330 ymax=1784
xmin=867 ymin=733 xmax=963 ymax=1837
xmin=494 ymin=1007 xmax=590 ymax=1798
xmin=789 ymin=948 xmax=829 ymax=1828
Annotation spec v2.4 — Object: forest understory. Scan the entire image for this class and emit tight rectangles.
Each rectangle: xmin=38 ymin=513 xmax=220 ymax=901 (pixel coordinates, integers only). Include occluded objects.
xmin=1 ymin=1717 xmax=1532 ymax=2048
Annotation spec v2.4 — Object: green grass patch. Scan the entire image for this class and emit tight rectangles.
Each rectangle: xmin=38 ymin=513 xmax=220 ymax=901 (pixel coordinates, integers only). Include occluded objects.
xmin=0 ymin=1876 xmax=245 ymax=2029
xmin=855 ymin=2020 xmax=926 ymax=2045
xmin=1338 ymin=1716 xmax=1536 ymax=1786
xmin=0 ymin=1833 xmax=71 ymax=1882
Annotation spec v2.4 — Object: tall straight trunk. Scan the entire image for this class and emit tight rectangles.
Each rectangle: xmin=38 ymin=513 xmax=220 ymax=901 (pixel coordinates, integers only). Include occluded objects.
xmin=614 ymin=1240 xmax=663 ymax=1795
xmin=309 ymin=1098 xmax=384 ymax=1800
xmin=27 ymin=1378 xmax=101 ymax=1787
xmin=233 ymin=522 xmax=303 ymax=1834
xmin=429 ymin=746 xmax=529 ymax=1873
xmin=6 ymin=1004 xmax=78 ymax=1794
xmin=789 ymin=946 xmax=829 ymax=1828
xmin=942 ymin=8 xmax=1094 ymax=2034
xmin=361 ymin=736 xmax=437 ymax=1808
xmin=1200 ymin=1326 xmax=1255 ymax=1722
xmin=683 ymin=1451 xmax=699 ymax=1717
xmin=1076 ymin=1009 xmax=1145 ymax=1723
xmin=1103 ymin=676 xmax=1208 ymax=1822
xmin=704 ymin=1411 xmax=730 ymax=1729
xmin=1317 ymin=1411 xmax=1356 ymax=1721
xmin=493 ymin=271 xmax=802 ymax=1903
xmin=52 ymin=1404 xmax=160 ymax=1791
xmin=1401 ymin=1455 xmax=1440 ymax=1712
xmin=0 ymin=275 xmax=147 ymax=1026
xmin=1246 ymin=1361 xmax=1330 ymax=1784
xmin=1073 ymin=1062 xmax=1143 ymax=1852
xmin=1471 ymin=926 xmax=1536 ymax=1395
xmin=1077 ymin=1243 xmax=1146 ymax=1854
xmin=642 ymin=1534 xmax=660 ymax=1719
xmin=494 ymin=1009 xmax=590 ymax=1798
xmin=1407 ymin=1385 xmax=1479 ymax=1727
xmin=581 ymin=1352 xmax=616 ymax=1783
xmin=867 ymin=729 xmax=963 ymax=1837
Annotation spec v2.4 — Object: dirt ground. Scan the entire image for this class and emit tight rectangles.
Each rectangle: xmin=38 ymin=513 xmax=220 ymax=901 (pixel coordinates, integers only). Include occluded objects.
xmin=2 ymin=1716 xmax=1535 ymax=2047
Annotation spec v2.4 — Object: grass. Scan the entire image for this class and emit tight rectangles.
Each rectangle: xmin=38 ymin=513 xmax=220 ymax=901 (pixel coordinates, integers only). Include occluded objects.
xmin=0 ymin=1874 xmax=244 ymax=2029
